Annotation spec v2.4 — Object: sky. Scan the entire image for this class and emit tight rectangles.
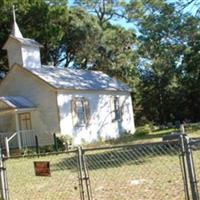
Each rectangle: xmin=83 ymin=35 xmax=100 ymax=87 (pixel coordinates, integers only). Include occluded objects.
xmin=68 ymin=0 xmax=199 ymax=15
xmin=68 ymin=0 xmax=136 ymax=31
xmin=67 ymin=0 xmax=198 ymax=32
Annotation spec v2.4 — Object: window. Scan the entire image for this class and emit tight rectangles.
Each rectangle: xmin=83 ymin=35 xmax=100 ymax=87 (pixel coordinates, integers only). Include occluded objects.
xmin=19 ymin=113 xmax=32 ymax=130
xmin=71 ymin=97 xmax=90 ymax=126
xmin=114 ymin=97 xmax=122 ymax=120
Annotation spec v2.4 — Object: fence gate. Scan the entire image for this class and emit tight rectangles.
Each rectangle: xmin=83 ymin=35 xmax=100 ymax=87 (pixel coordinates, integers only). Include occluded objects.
xmin=82 ymin=135 xmax=200 ymax=200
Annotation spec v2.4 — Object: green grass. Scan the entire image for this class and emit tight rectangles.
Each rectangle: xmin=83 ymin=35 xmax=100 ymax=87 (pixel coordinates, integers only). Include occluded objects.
xmin=5 ymin=125 xmax=200 ymax=200
xmin=86 ymin=147 xmax=186 ymax=200
xmin=6 ymin=142 xmax=191 ymax=200
xmin=85 ymin=125 xmax=200 ymax=149
xmin=83 ymin=128 xmax=176 ymax=148
xmin=6 ymin=153 xmax=80 ymax=200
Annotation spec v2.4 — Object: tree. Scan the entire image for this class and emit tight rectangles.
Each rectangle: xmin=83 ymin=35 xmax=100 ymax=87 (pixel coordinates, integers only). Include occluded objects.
xmin=176 ymin=0 xmax=200 ymax=16
xmin=179 ymin=16 xmax=200 ymax=121
xmin=137 ymin=3 xmax=185 ymax=124
xmin=74 ymin=0 xmax=127 ymax=26
xmin=59 ymin=6 xmax=139 ymax=83
xmin=59 ymin=7 xmax=102 ymax=68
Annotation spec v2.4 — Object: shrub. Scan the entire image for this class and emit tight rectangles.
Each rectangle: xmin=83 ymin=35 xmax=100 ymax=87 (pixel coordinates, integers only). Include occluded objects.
xmin=56 ymin=135 xmax=73 ymax=150
xmin=55 ymin=137 xmax=65 ymax=150
xmin=39 ymin=145 xmax=54 ymax=153
xmin=135 ymin=125 xmax=152 ymax=136
xmin=21 ymin=148 xmax=36 ymax=155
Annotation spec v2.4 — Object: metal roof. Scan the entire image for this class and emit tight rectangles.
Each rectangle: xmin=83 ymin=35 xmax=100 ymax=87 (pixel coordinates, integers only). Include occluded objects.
xmin=26 ymin=65 xmax=131 ymax=92
xmin=11 ymin=21 xmax=23 ymax=39
xmin=2 ymin=36 xmax=43 ymax=50
xmin=0 ymin=96 xmax=35 ymax=109
xmin=12 ymin=36 xmax=43 ymax=48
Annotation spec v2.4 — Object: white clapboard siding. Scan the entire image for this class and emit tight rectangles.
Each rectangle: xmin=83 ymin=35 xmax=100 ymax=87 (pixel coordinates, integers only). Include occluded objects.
xmin=57 ymin=90 xmax=135 ymax=145
xmin=0 ymin=66 xmax=59 ymax=146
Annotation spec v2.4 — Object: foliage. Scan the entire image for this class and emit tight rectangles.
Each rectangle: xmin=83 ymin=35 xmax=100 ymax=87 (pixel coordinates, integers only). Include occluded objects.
xmin=137 ymin=4 xmax=182 ymax=124
xmin=135 ymin=124 xmax=152 ymax=136
xmin=74 ymin=0 xmax=127 ymax=26
xmin=175 ymin=0 xmax=200 ymax=17
xmin=60 ymin=7 xmax=102 ymax=68
xmin=57 ymin=135 xmax=74 ymax=149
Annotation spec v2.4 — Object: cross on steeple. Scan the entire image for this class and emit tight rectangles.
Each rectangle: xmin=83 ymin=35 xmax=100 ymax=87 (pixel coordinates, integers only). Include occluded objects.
xmin=12 ymin=5 xmax=16 ymax=23
xmin=11 ymin=5 xmax=23 ymax=38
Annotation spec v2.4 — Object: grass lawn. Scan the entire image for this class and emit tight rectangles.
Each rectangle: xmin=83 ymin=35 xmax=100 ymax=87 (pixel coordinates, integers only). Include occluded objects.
xmin=85 ymin=143 xmax=186 ymax=200
xmin=5 ymin=125 xmax=200 ymax=200
xmin=85 ymin=124 xmax=200 ymax=148
xmin=6 ymin=153 xmax=80 ymax=200
xmin=6 ymin=140 xmax=192 ymax=200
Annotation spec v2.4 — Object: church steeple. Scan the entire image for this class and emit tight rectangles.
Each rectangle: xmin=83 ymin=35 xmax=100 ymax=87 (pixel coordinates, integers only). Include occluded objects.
xmin=2 ymin=5 xmax=42 ymax=69
xmin=11 ymin=5 xmax=23 ymax=38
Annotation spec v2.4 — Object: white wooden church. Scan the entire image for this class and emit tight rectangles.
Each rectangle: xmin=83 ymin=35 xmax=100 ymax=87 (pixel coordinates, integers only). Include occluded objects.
xmin=0 ymin=10 xmax=135 ymax=149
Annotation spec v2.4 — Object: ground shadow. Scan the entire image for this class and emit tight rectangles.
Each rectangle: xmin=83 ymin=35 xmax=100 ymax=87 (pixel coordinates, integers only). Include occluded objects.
xmin=51 ymin=141 xmax=181 ymax=172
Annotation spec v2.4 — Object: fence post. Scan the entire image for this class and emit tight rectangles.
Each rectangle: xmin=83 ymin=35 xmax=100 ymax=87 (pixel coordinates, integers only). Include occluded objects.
xmin=17 ymin=131 xmax=22 ymax=150
xmin=35 ymin=135 xmax=39 ymax=156
xmin=183 ymin=135 xmax=199 ymax=200
xmin=180 ymin=124 xmax=185 ymax=134
xmin=53 ymin=133 xmax=58 ymax=152
xmin=77 ymin=146 xmax=85 ymax=200
xmin=180 ymin=134 xmax=190 ymax=200
xmin=0 ymin=149 xmax=9 ymax=200
xmin=77 ymin=147 xmax=93 ymax=200
xmin=4 ymin=138 xmax=10 ymax=158
xmin=82 ymin=149 xmax=93 ymax=200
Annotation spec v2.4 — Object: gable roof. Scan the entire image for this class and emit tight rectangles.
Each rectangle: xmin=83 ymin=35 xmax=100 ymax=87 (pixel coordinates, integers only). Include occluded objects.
xmin=3 ymin=35 xmax=43 ymax=50
xmin=0 ymin=96 xmax=35 ymax=109
xmin=25 ymin=65 xmax=131 ymax=92
xmin=13 ymin=36 xmax=43 ymax=47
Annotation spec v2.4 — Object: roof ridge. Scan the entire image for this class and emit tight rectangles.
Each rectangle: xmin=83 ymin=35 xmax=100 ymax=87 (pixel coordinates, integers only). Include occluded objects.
xmin=41 ymin=65 xmax=106 ymax=74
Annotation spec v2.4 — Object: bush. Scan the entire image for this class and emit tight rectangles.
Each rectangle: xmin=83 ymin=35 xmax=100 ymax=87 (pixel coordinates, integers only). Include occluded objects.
xmin=39 ymin=145 xmax=54 ymax=153
xmin=55 ymin=137 xmax=65 ymax=150
xmin=56 ymin=135 xmax=73 ymax=150
xmin=21 ymin=148 xmax=36 ymax=155
xmin=135 ymin=125 xmax=152 ymax=136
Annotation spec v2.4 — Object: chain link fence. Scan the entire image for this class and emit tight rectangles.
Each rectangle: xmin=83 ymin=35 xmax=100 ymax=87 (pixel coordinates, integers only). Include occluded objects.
xmin=4 ymin=151 xmax=80 ymax=200
xmin=0 ymin=134 xmax=200 ymax=200
xmin=189 ymin=138 xmax=200 ymax=199
xmin=83 ymin=141 xmax=185 ymax=200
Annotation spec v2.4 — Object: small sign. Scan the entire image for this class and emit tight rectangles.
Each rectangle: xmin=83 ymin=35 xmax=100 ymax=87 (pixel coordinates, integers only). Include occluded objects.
xmin=34 ymin=161 xmax=51 ymax=177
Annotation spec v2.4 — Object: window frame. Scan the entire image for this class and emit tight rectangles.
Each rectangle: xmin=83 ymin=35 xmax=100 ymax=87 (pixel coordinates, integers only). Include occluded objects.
xmin=18 ymin=112 xmax=32 ymax=130
xmin=113 ymin=96 xmax=122 ymax=121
